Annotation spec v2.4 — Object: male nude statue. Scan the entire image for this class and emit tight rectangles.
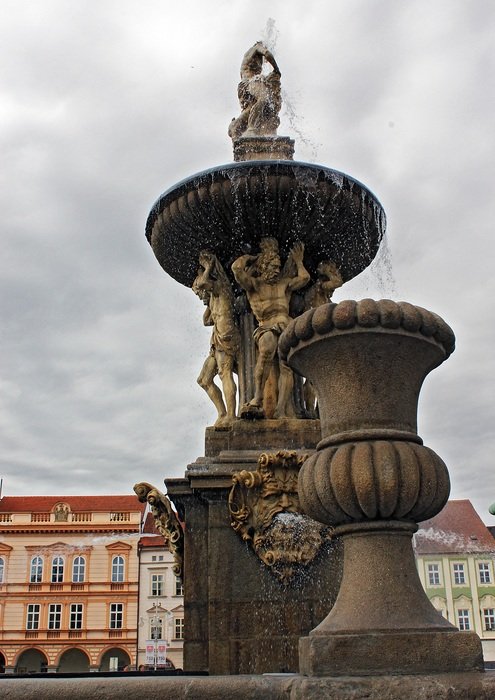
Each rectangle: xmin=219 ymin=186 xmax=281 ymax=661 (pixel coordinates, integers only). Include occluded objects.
xmin=193 ymin=251 xmax=240 ymax=428
xmin=228 ymin=41 xmax=282 ymax=139
xmin=232 ymin=238 xmax=310 ymax=419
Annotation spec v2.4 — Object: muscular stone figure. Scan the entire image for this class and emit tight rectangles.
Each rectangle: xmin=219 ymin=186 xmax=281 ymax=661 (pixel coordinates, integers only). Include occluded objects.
xmin=303 ymin=260 xmax=343 ymax=417
xmin=228 ymin=41 xmax=282 ymax=140
xmin=304 ymin=260 xmax=343 ymax=310
xmin=193 ymin=251 xmax=240 ymax=428
xmin=232 ymin=238 xmax=310 ymax=419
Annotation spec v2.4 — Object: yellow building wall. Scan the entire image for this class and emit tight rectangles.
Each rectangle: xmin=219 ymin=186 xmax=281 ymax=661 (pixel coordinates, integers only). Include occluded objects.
xmin=0 ymin=503 xmax=142 ymax=672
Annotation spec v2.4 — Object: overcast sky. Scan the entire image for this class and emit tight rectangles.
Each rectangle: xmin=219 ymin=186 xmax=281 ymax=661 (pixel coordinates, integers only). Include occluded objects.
xmin=1 ymin=1 xmax=494 ymax=524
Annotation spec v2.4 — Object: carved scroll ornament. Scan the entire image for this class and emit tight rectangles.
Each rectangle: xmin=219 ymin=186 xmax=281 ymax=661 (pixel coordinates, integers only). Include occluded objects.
xmin=134 ymin=482 xmax=184 ymax=580
xmin=228 ymin=451 xmax=332 ymax=583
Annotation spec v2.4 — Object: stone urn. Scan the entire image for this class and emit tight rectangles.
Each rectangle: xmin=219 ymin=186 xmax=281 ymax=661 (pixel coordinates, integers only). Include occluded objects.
xmin=279 ymin=298 xmax=483 ymax=676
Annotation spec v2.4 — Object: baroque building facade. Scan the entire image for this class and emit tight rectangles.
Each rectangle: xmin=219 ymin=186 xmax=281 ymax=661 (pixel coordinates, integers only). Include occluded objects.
xmin=415 ymin=499 xmax=495 ymax=663
xmin=0 ymin=495 xmax=145 ymax=673
xmin=136 ymin=513 xmax=184 ymax=670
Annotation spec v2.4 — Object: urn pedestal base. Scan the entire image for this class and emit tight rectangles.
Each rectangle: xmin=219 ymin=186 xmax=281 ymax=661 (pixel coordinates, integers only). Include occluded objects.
xmin=298 ymin=521 xmax=484 ymax=676
xmin=299 ymin=630 xmax=483 ymax=677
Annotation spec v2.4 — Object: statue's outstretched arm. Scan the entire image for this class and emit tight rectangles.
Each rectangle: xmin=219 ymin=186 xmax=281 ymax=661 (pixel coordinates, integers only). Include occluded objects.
xmin=232 ymin=254 xmax=257 ymax=292
xmin=287 ymin=242 xmax=310 ymax=291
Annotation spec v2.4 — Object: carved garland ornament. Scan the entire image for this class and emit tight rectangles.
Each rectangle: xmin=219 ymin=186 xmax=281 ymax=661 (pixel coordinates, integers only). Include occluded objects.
xmin=228 ymin=451 xmax=332 ymax=583
xmin=133 ymin=482 xmax=184 ymax=580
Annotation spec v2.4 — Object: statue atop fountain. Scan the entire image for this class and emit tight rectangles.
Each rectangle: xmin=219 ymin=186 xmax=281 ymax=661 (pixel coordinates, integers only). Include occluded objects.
xmin=228 ymin=41 xmax=281 ymax=139
xmin=228 ymin=41 xmax=294 ymax=161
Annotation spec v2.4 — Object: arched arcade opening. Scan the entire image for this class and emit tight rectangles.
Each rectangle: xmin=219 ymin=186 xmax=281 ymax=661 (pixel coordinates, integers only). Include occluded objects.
xmin=15 ymin=648 xmax=48 ymax=674
xmin=57 ymin=647 xmax=90 ymax=673
xmin=99 ymin=647 xmax=131 ymax=671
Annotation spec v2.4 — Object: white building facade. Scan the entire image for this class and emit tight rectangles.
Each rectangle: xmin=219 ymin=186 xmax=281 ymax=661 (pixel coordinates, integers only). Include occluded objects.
xmin=136 ymin=514 xmax=184 ymax=670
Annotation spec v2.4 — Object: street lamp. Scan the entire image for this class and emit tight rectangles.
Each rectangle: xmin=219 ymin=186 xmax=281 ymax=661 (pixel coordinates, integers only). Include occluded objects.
xmin=150 ymin=602 xmax=163 ymax=671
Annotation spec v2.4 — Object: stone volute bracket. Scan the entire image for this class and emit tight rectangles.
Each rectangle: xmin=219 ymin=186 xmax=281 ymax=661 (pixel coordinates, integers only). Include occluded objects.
xmin=228 ymin=450 xmax=333 ymax=584
xmin=134 ymin=482 xmax=184 ymax=580
xmin=279 ymin=298 xmax=483 ymax=676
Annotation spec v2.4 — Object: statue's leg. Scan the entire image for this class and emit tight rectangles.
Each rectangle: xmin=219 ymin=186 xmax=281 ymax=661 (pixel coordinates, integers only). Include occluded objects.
xmin=251 ymin=332 xmax=278 ymax=407
xmin=273 ymin=359 xmax=293 ymax=419
xmin=197 ymin=354 xmax=226 ymax=421
xmin=217 ymin=352 xmax=237 ymax=423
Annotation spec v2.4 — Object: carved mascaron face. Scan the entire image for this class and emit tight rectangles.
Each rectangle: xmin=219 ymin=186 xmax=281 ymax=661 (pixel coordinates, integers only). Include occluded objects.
xmin=229 ymin=452 xmax=332 ymax=583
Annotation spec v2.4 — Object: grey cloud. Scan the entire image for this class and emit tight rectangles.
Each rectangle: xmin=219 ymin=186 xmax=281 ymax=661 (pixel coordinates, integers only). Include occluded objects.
xmin=1 ymin=1 xmax=494 ymax=527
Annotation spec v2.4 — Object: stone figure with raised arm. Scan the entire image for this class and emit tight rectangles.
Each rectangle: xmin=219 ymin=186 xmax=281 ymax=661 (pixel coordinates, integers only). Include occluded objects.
xmin=232 ymin=238 xmax=310 ymax=419
xmin=303 ymin=260 xmax=343 ymax=417
xmin=304 ymin=260 xmax=343 ymax=310
xmin=193 ymin=251 xmax=240 ymax=428
xmin=228 ymin=41 xmax=282 ymax=139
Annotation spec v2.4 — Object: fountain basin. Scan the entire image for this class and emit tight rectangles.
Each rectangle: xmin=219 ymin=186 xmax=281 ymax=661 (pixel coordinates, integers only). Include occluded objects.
xmin=146 ymin=161 xmax=386 ymax=287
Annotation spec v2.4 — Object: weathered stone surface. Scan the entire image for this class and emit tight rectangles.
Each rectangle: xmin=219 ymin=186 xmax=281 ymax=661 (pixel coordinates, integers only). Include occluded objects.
xmin=166 ymin=422 xmax=342 ymax=675
xmin=291 ymin=672 xmax=495 ymax=700
xmin=0 ymin=675 xmax=292 ymax=700
xmin=233 ymin=135 xmax=295 ymax=161
xmin=202 ymin=419 xmax=321 ymax=459
xmin=2 ymin=672 xmax=495 ymax=700
xmin=146 ymin=163 xmax=386 ymax=289
xmin=282 ymin=299 xmax=484 ymax=676
xmin=299 ymin=630 xmax=483 ymax=676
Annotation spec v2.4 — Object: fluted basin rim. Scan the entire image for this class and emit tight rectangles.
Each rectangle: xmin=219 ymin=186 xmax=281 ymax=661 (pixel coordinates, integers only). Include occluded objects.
xmin=146 ymin=159 xmax=385 ymax=237
xmin=145 ymin=160 xmax=386 ymax=288
xmin=279 ymin=299 xmax=456 ymax=363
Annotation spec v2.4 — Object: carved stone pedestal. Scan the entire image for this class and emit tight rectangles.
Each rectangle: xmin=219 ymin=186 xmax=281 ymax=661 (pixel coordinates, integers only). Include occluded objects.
xmin=166 ymin=419 xmax=342 ymax=675
xmin=232 ymin=135 xmax=295 ymax=162
xmin=299 ymin=521 xmax=483 ymax=675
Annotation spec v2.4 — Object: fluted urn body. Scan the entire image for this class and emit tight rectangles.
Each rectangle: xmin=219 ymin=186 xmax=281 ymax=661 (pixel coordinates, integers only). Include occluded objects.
xmin=279 ymin=299 xmax=483 ymax=676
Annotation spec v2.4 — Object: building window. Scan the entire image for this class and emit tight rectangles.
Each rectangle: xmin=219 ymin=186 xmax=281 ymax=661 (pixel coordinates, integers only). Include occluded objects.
xmin=483 ymin=608 xmax=495 ymax=631
xmin=72 ymin=556 xmax=86 ymax=583
xmin=175 ymin=576 xmax=184 ymax=596
xmin=151 ymin=574 xmax=164 ymax=596
xmin=48 ymin=604 xmax=62 ymax=630
xmin=151 ymin=556 xmax=156 ymax=562
xmin=427 ymin=563 xmax=441 ymax=586
xmin=453 ymin=563 xmax=466 ymax=585
xmin=69 ymin=603 xmax=83 ymax=629
xmin=111 ymin=555 xmax=124 ymax=582
xmin=174 ymin=618 xmax=184 ymax=640
xmin=0 ymin=556 xmax=4 ymax=583
xmin=26 ymin=604 xmax=40 ymax=630
xmin=457 ymin=609 xmax=470 ymax=631
xmin=479 ymin=563 xmax=492 ymax=584
xmin=30 ymin=556 xmax=43 ymax=583
xmin=51 ymin=556 xmax=64 ymax=583
xmin=110 ymin=603 xmax=124 ymax=629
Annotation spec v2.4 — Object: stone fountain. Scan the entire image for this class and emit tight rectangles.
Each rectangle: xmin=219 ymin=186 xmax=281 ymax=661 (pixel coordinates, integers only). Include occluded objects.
xmin=6 ymin=41 xmax=494 ymax=700
xmin=142 ymin=41 xmax=387 ymax=675
xmin=140 ymin=42 xmax=492 ymax=689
